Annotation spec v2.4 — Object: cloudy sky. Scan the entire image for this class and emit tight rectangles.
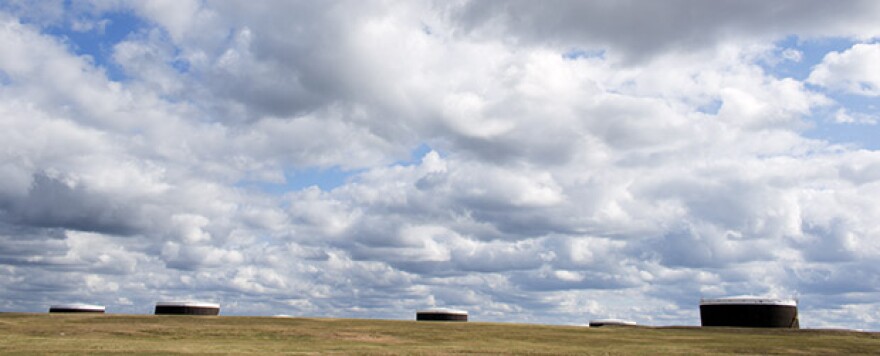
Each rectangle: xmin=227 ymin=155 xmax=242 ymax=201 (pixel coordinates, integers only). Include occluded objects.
xmin=1 ymin=0 xmax=880 ymax=329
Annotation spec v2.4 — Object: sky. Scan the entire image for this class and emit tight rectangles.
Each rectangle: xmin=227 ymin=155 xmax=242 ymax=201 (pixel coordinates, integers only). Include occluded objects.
xmin=1 ymin=0 xmax=880 ymax=329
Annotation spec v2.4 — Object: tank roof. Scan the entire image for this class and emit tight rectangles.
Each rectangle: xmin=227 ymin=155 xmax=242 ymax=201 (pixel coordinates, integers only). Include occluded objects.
xmin=589 ymin=318 xmax=637 ymax=326
xmin=49 ymin=303 xmax=105 ymax=311
xmin=416 ymin=308 xmax=468 ymax=315
xmin=155 ymin=301 xmax=220 ymax=308
xmin=700 ymin=296 xmax=797 ymax=306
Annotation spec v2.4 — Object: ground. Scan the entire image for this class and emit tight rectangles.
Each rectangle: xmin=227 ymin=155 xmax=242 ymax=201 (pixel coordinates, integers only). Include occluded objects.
xmin=1 ymin=313 xmax=878 ymax=354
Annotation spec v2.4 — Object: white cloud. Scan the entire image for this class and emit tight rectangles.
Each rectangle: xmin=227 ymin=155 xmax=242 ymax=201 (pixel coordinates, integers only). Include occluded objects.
xmin=781 ymin=48 xmax=803 ymax=62
xmin=1 ymin=1 xmax=880 ymax=330
xmin=808 ymin=43 xmax=880 ymax=96
xmin=833 ymin=108 xmax=878 ymax=125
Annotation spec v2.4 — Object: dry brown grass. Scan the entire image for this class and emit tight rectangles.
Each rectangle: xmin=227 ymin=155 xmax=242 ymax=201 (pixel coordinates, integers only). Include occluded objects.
xmin=0 ymin=313 xmax=878 ymax=355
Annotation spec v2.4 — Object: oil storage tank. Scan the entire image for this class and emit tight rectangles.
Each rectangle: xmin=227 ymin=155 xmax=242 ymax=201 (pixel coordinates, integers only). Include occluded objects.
xmin=154 ymin=301 xmax=220 ymax=315
xmin=416 ymin=308 xmax=468 ymax=321
xmin=588 ymin=319 xmax=637 ymax=327
xmin=700 ymin=297 xmax=798 ymax=328
xmin=49 ymin=304 xmax=105 ymax=313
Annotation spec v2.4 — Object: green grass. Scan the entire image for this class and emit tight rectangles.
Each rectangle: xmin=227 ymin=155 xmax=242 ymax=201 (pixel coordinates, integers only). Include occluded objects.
xmin=1 ymin=313 xmax=878 ymax=355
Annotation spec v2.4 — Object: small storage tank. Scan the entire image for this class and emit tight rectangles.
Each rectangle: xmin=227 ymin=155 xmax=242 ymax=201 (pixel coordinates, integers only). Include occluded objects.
xmin=416 ymin=308 xmax=468 ymax=321
xmin=154 ymin=301 xmax=220 ymax=316
xmin=700 ymin=297 xmax=798 ymax=328
xmin=49 ymin=304 xmax=105 ymax=313
xmin=588 ymin=319 xmax=637 ymax=327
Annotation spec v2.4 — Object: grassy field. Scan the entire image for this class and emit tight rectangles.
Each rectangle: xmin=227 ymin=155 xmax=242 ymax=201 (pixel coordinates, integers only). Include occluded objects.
xmin=1 ymin=313 xmax=878 ymax=355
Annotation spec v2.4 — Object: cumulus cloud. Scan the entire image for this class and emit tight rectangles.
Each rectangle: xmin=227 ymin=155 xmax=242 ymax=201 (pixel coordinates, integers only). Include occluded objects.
xmin=808 ymin=43 xmax=880 ymax=96
xmin=1 ymin=1 xmax=880 ymax=330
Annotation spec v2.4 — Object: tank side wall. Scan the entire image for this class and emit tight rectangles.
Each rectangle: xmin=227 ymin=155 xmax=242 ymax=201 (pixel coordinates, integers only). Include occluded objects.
xmin=589 ymin=322 xmax=633 ymax=327
xmin=700 ymin=304 xmax=798 ymax=328
xmin=155 ymin=306 xmax=220 ymax=315
xmin=416 ymin=313 xmax=468 ymax=321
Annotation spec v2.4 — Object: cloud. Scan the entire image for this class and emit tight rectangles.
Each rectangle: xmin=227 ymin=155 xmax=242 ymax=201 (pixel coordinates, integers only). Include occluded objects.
xmin=833 ymin=108 xmax=878 ymax=125
xmin=447 ymin=0 xmax=880 ymax=63
xmin=808 ymin=43 xmax=880 ymax=96
xmin=0 ymin=0 xmax=65 ymax=27
xmin=1 ymin=1 xmax=880 ymax=330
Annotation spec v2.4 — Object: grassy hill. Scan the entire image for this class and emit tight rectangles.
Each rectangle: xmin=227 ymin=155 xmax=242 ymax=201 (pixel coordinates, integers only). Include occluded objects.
xmin=1 ymin=313 xmax=878 ymax=354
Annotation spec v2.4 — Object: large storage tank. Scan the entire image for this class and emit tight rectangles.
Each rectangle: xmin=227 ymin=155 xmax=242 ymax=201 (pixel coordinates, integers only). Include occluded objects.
xmin=416 ymin=308 xmax=468 ymax=322
xmin=588 ymin=319 xmax=637 ymax=327
xmin=700 ymin=297 xmax=798 ymax=328
xmin=154 ymin=301 xmax=220 ymax=316
xmin=49 ymin=304 xmax=105 ymax=313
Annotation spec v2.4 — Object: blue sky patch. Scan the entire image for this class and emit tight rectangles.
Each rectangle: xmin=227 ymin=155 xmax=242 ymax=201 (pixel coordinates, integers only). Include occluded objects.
xmin=44 ymin=10 xmax=147 ymax=82
xmin=398 ymin=143 xmax=436 ymax=166
xmin=805 ymin=119 xmax=880 ymax=150
xmin=562 ymin=48 xmax=605 ymax=61
xmin=239 ymin=144 xmax=438 ymax=194
xmin=240 ymin=166 xmax=360 ymax=194
xmin=0 ymin=70 xmax=10 ymax=85
xmin=757 ymin=36 xmax=880 ymax=149
xmin=762 ymin=35 xmax=857 ymax=81
xmin=697 ymin=99 xmax=723 ymax=115
xmin=804 ymin=94 xmax=880 ymax=150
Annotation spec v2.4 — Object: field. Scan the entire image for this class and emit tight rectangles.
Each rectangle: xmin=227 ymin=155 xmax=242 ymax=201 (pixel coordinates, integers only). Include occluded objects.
xmin=1 ymin=313 xmax=878 ymax=355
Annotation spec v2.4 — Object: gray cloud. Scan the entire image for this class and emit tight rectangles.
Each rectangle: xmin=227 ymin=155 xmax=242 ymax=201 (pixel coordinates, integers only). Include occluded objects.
xmin=1 ymin=1 xmax=880 ymax=330
xmin=1 ymin=173 xmax=144 ymax=235
xmin=447 ymin=0 xmax=880 ymax=63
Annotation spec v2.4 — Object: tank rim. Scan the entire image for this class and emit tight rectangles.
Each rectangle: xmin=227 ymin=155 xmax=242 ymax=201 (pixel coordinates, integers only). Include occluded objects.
xmin=700 ymin=297 xmax=797 ymax=306
xmin=155 ymin=301 xmax=220 ymax=308
xmin=416 ymin=308 xmax=468 ymax=315
xmin=49 ymin=303 xmax=106 ymax=311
